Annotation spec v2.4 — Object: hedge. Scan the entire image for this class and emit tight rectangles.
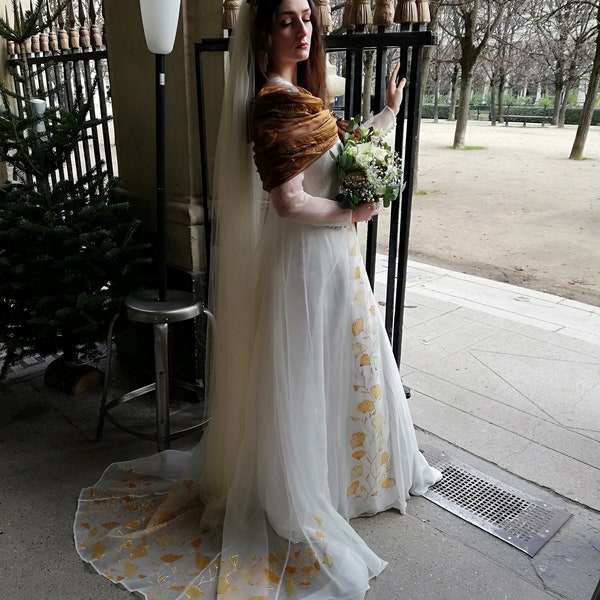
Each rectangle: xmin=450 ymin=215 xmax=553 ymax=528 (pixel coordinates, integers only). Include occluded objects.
xmin=422 ymin=104 xmax=600 ymax=126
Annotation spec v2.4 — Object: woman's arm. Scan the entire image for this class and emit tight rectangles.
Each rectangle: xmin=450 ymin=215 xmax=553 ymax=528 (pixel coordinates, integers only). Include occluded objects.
xmin=270 ymin=172 xmax=379 ymax=226
xmin=364 ymin=62 xmax=406 ymax=133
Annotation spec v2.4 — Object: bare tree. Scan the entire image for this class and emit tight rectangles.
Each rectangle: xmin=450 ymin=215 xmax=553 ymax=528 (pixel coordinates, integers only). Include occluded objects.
xmin=530 ymin=1 xmax=595 ymax=126
xmin=570 ymin=1 xmax=600 ymax=159
xmin=482 ymin=5 xmax=540 ymax=125
xmin=440 ymin=0 xmax=507 ymax=148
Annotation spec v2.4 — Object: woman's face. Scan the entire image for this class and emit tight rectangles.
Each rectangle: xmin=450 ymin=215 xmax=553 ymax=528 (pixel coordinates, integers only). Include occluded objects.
xmin=268 ymin=0 xmax=312 ymax=78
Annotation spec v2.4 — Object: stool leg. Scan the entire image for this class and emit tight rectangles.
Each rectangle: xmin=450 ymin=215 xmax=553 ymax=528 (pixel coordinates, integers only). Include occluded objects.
xmin=97 ymin=313 xmax=120 ymax=440
xmin=153 ymin=322 xmax=170 ymax=451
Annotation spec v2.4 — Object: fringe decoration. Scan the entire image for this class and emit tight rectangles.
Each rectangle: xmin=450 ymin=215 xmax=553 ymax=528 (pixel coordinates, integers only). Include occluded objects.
xmin=314 ymin=0 xmax=332 ymax=33
xmin=222 ymin=0 xmax=241 ymax=31
xmin=394 ymin=0 xmax=419 ymax=24
xmin=373 ymin=0 xmax=394 ymax=26
xmin=352 ymin=0 xmax=372 ymax=25
xmin=342 ymin=0 xmax=355 ymax=31
xmin=417 ymin=0 xmax=431 ymax=23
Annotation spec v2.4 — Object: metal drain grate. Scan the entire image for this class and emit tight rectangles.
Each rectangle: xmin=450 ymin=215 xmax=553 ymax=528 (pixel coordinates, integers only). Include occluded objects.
xmin=422 ymin=447 xmax=571 ymax=556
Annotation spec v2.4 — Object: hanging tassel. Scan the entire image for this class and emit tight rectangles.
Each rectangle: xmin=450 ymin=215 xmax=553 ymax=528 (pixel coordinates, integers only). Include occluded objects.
xmin=342 ymin=0 xmax=355 ymax=31
xmin=222 ymin=0 xmax=241 ymax=32
xmin=373 ymin=0 xmax=394 ymax=27
xmin=39 ymin=31 xmax=49 ymax=52
xmin=314 ymin=0 xmax=332 ymax=33
xmin=417 ymin=0 xmax=431 ymax=23
xmin=394 ymin=0 xmax=418 ymax=24
xmin=352 ymin=0 xmax=372 ymax=26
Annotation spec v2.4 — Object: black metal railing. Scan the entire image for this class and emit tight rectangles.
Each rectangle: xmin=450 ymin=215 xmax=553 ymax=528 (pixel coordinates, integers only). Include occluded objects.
xmin=8 ymin=47 xmax=115 ymax=182
xmin=4 ymin=0 xmax=115 ymax=182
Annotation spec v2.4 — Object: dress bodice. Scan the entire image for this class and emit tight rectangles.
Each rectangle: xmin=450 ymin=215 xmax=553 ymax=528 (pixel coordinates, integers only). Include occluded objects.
xmin=302 ymin=140 xmax=343 ymax=201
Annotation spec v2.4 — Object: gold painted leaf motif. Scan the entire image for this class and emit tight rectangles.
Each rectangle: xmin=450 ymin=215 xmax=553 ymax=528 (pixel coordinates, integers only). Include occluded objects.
xmin=346 ymin=481 xmax=360 ymax=496
xmin=161 ymin=553 xmax=184 ymax=563
xmin=352 ymin=318 xmax=364 ymax=336
xmin=264 ymin=569 xmax=281 ymax=584
xmin=350 ymin=465 xmax=363 ymax=479
xmin=129 ymin=542 xmax=148 ymax=560
xmin=352 ymin=450 xmax=366 ymax=460
xmin=357 ymin=399 xmax=375 ymax=413
xmin=350 ymin=432 xmax=366 ymax=448
xmin=123 ymin=519 xmax=141 ymax=530
xmin=123 ymin=562 xmax=139 ymax=578
xmin=195 ymin=553 xmax=211 ymax=570
xmin=184 ymin=585 xmax=205 ymax=598
xmin=370 ymin=384 xmax=381 ymax=399
xmin=359 ymin=354 xmax=371 ymax=366
xmin=353 ymin=343 xmax=367 ymax=357
xmin=372 ymin=414 xmax=384 ymax=433
xmin=92 ymin=542 xmax=105 ymax=560
xmin=382 ymin=478 xmax=396 ymax=489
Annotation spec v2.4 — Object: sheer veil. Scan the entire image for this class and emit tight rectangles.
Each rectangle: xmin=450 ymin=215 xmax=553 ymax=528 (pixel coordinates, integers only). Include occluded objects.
xmin=187 ymin=2 xmax=263 ymax=507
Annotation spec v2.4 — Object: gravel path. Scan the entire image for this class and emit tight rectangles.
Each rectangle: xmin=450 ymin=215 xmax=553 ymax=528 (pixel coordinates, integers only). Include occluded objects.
xmin=384 ymin=119 xmax=600 ymax=307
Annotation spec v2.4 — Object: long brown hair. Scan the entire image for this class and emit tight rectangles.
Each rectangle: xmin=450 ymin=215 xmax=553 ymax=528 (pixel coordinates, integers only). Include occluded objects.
xmin=252 ymin=0 xmax=328 ymax=104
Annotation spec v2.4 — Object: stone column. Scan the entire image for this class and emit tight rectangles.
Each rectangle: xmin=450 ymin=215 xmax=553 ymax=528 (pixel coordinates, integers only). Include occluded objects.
xmin=104 ymin=0 xmax=224 ymax=277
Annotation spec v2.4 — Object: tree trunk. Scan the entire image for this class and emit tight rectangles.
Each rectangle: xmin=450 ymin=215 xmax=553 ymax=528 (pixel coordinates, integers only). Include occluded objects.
xmin=552 ymin=83 xmax=563 ymax=125
xmin=453 ymin=69 xmax=473 ymax=148
xmin=498 ymin=70 xmax=507 ymax=125
xmin=448 ymin=64 xmax=459 ymax=121
xmin=570 ymin=8 xmax=600 ymax=160
xmin=490 ymin=73 xmax=497 ymax=125
xmin=433 ymin=59 xmax=440 ymax=123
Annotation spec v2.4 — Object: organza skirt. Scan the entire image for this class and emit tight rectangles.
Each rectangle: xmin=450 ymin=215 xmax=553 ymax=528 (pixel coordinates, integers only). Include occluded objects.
xmin=74 ymin=212 xmax=441 ymax=599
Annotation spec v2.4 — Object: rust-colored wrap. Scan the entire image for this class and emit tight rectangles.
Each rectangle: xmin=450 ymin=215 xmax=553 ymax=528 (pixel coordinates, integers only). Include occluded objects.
xmin=252 ymin=85 xmax=344 ymax=192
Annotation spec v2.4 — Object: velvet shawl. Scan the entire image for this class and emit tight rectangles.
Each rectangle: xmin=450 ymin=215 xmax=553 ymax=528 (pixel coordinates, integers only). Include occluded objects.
xmin=252 ymin=84 xmax=343 ymax=192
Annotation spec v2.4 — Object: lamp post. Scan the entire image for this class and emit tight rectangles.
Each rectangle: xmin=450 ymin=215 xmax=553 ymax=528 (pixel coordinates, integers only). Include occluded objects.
xmin=139 ymin=0 xmax=182 ymax=302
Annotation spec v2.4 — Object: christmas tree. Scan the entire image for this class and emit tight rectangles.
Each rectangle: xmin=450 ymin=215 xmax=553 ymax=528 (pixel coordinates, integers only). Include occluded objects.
xmin=0 ymin=0 xmax=149 ymax=384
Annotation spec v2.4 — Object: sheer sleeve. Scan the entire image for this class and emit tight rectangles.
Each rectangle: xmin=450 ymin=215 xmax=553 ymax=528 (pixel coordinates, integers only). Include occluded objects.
xmin=364 ymin=105 xmax=397 ymax=135
xmin=270 ymin=172 xmax=352 ymax=226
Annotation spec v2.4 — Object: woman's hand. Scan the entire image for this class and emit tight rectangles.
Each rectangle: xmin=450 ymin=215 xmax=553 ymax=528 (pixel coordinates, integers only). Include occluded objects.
xmin=352 ymin=202 xmax=380 ymax=223
xmin=386 ymin=62 xmax=406 ymax=117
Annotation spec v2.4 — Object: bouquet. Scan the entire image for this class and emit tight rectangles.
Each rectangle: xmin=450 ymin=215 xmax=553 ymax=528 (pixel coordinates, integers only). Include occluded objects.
xmin=331 ymin=115 xmax=403 ymax=210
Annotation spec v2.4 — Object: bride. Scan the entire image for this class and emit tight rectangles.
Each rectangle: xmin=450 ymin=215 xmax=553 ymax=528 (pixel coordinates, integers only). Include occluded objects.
xmin=73 ymin=1 xmax=441 ymax=598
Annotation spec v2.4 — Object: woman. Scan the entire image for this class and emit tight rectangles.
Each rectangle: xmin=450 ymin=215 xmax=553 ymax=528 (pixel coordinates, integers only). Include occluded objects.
xmin=73 ymin=1 xmax=441 ymax=598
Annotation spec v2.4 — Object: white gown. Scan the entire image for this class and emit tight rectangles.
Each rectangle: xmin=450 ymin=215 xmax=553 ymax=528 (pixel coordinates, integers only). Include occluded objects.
xmin=74 ymin=143 xmax=441 ymax=600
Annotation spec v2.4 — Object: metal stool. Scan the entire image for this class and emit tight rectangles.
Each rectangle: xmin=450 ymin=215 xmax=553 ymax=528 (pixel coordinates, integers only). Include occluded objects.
xmin=97 ymin=289 xmax=215 ymax=451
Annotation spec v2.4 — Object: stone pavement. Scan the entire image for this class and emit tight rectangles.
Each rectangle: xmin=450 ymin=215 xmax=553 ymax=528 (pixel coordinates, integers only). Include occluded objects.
xmin=1 ymin=259 xmax=599 ymax=600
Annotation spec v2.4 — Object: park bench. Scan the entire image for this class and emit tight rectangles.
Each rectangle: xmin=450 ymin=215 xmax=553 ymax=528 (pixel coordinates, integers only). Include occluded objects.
xmin=504 ymin=114 xmax=551 ymax=127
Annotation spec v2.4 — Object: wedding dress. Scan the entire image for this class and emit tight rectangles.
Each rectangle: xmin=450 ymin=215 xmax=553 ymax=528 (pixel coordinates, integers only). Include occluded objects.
xmin=73 ymin=5 xmax=440 ymax=596
xmin=73 ymin=138 xmax=441 ymax=598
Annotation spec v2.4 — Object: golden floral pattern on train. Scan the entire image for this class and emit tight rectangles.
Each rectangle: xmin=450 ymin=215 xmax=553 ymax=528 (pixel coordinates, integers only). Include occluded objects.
xmin=77 ymin=480 xmax=335 ymax=600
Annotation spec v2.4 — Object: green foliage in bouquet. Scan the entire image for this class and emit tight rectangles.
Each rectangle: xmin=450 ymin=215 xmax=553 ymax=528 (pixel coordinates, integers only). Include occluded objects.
xmin=0 ymin=1 xmax=149 ymax=381
xmin=331 ymin=115 xmax=403 ymax=210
